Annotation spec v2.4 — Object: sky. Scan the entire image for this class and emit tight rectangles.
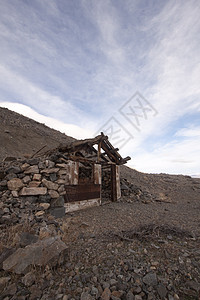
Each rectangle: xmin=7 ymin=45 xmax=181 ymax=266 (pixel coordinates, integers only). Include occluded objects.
xmin=0 ymin=0 xmax=200 ymax=175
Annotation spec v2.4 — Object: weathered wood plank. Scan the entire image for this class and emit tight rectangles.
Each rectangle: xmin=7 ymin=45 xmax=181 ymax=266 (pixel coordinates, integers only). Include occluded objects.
xmin=94 ymin=164 xmax=101 ymax=185
xmin=116 ymin=165 xmax=121 ymax=199
xmin=65 ymin=161 xmax=79 ymax=185
xmin=97 ymin=141 xmax=101 ymax=162
xmin=111 ymin=164 xmax=117 ymax=201
xmin=65 ymin=198 xmax=101 ymax=213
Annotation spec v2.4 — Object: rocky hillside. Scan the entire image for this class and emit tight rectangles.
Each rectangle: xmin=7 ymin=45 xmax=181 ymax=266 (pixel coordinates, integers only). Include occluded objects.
xmin=0 ymin=107 xmax=200 ymax=300
xmin=0 ymin=107 xmax=74 ymax=161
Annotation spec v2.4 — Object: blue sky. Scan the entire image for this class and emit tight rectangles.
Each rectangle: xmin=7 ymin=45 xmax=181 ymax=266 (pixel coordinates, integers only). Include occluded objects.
xmin=0 ymin=0 xmax=200 ymax=175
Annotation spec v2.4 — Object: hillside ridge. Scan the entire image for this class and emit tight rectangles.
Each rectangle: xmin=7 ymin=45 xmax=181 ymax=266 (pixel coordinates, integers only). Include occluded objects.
xmin=0 ymin=107 xmax=74 ymax=161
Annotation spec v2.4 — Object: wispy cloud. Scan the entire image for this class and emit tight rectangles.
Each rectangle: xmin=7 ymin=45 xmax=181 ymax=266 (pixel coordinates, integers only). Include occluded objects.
xmin=0 ymin=0 xmax=199 ymax=174
xmin=0 ymin=101 xmax=92 ymax=139
xmin=175 ymin=127 xmax=200 ymax=137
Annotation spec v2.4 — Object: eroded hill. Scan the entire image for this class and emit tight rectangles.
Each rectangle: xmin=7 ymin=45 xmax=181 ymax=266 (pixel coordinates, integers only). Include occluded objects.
xmin=0 ymin=107 xmax=74 ymax=161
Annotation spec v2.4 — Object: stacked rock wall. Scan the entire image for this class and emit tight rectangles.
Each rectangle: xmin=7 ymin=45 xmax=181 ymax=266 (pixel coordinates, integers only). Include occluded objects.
xmin=101 ymin=168 xmax=111 ymax=201
xmin=0 ymin=157 xmax=72 ymax=225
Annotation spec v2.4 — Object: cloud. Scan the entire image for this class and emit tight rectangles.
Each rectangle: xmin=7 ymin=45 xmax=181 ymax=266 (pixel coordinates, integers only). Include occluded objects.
xmin=117 ymin=1 xmax=200 ymax=175
xmin=0 ymin=0 xmax=200 ymax=175
xmin=126 ymin=126 xmax=200 ymax=175
xmin=0 ymin=102 xmax=92 ymax=139
xmin=0 ymin=63 xmax=99 ymax=134
xmin=175 ymin=127 xmax=200 ymax=137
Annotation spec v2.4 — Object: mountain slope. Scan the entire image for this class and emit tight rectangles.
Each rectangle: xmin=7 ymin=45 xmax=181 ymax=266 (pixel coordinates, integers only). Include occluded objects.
xmin=1 ymin=107 xmax=200 ymax=299
xmin=0 ymin=107 xmax=74 ymax=160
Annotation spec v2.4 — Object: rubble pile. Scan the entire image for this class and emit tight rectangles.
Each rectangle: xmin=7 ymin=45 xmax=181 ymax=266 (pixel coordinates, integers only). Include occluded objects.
xmin=101 ymin=170 xmax=169 ymax=204
xmin=120 ymin=179 xmax=155 ymax=204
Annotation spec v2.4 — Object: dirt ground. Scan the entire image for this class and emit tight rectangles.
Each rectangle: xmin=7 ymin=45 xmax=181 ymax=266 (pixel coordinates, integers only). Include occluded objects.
xmin=1 ymin=107 xmax=200 ymax=299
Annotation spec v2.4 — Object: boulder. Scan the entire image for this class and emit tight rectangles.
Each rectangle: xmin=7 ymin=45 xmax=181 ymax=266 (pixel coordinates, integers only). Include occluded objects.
xmin=48 ymin=189 xmax=59 ymax=198
xmin=101 ymin=287 xmax=111 ymax=300
xmin=143 ymin=272 xmax=157 ymax=286
xmin=5 ymin=173 xmax=17 ymax=180
xmin=29 ymin=181 xmax=41 ymax=187
xmin=7 ymin=178 xmax=24 ymax=191
xmin=49 ymin=173 xmax=57 ymax=181
xmin=27 ymin=158 xmax=40 ymax=165
xmin=33 ymin=173 xmax=41 ymax=181
xmin=58 ymin=169 xmax=68 ymax=176
xmin=45 ymin=160 xmax=55 ymax=168
xmin=58 ymin=185 xmax=65 ymax=193
xmin=56 ymin=179 xmax=66 ymax=184
xmin=6 ymin=166 xmax=21 ymax=174
xmin=41 ymin=168 xmax=59 ymax=174
xmin=0 ymin=180 xmax=7 ymax=187
xmin=56 ymin=163 xmax=69 ymax=168
xmin=17 ymin=232 xmax=39 ymax=247
xmin=50 ymin=207 xmax=66 ymax=218
xmin=39 ymin=203 xmax=50 ymax=210
xmin=35 ymin=210 xmax=45 ymax=217
xmin=51 ymin=196 xmax=64 ymax=207
xmin=3 ymin=236 xmax=67 ymax=274
xmin=19 ymin=187 xmax=47 ymax=196
xmin=11 ymin=191 xmax=18 ymax=197
xmin=157 ymin=283 xmax=168 ymax=298
xmin=42 ymin=178 xmax=59 ymax=190
xmin=23 ymin=175 xmax=31 ymax=184
xmin=24 ymin=165 xmax=39 ymax=174
xmin=21 ymin=163 xmax=30 ymax=171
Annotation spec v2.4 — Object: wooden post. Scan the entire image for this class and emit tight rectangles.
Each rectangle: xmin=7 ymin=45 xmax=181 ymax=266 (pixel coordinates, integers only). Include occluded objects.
xmin=116 ymin=165 xmax=121 ymax=199
xmin=65 ymin=161 xmax=79 ymax=185
xmin=111 ymin=164 xmax=121 ymax=201
xmin=97 ymin=141 xmax=101 ymax=163
xmin=93 ymin=164 xmax=101 ymax=184
xmin=111 ymin=164 xmax=117 ymax=202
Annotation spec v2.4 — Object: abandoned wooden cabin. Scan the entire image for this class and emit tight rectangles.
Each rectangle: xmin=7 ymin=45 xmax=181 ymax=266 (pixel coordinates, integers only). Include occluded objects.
xmin=52 ymin=132 xmax=131 ymax=213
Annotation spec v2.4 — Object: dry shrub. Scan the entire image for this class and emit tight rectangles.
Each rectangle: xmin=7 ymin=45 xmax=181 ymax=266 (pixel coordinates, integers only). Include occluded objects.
xmin=115 ymin=223 xmax=194 ymax=242
xmin=0 ymin=220 xmax=34 ymax=250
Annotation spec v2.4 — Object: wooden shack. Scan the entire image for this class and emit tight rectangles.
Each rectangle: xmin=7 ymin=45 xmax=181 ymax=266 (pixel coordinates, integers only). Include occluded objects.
xmin=55 ymin=132 xmax=131 ymax=213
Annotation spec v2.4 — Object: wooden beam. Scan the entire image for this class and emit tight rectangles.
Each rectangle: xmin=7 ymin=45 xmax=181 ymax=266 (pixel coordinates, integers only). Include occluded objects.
xmin=101 ymin=141 xmax=118 ymax=164
xmin=119 ymin=156 xmax=131 ymax=165
xmin=101 ymin=148 xmax=119 ymax=155
xmin=111 ymin=164 xmax=117 ymax=202
xmin=97 ymin=141 xmax=101 ymax=163
xmin=116 ymin=165 xmax=121 ymax=199
xmin=68 ymin=156 xmax=96 ymax=164
xmin=59 ymin=135 xmax=104 ymax=153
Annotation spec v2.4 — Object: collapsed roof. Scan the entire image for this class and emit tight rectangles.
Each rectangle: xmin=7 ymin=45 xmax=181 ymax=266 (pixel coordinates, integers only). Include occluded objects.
xmin=47 ymin=132 xmax=131 ymax=165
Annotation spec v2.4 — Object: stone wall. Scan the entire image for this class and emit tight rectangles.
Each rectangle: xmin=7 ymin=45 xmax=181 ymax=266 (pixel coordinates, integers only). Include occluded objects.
xmin=101 ymin=168 xmax=111 ymax=201
xmin=1 ymin=157 xmax=126 ymax=225
xmin=0 ymin=157 xmax=73 ymax=225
